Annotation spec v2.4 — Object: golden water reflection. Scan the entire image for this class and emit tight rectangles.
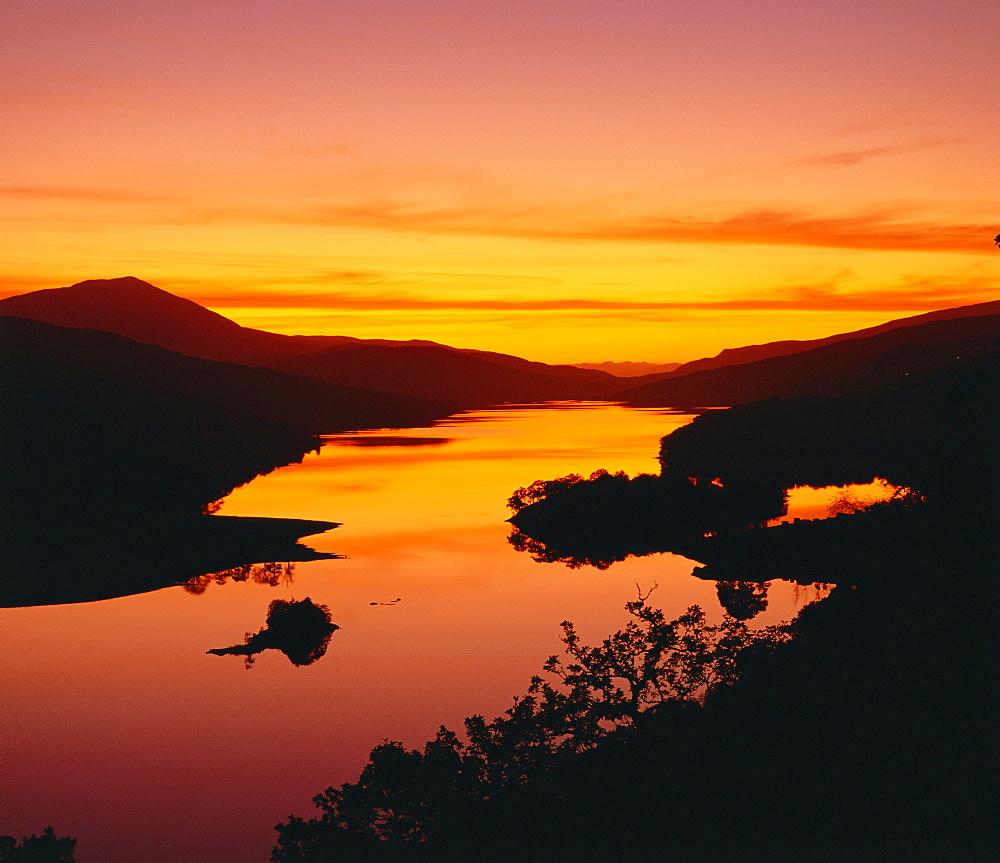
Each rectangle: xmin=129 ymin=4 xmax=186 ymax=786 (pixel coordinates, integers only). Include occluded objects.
xmin=775 ymin=478 xmax=899 ymax=523
xmin=2 ymin=403 xmax=823 ymax=863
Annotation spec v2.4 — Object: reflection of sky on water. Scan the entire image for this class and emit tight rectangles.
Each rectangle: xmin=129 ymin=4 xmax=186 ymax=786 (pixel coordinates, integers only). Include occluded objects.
xmin=328 ymin=435 xmax=453 ymax=447
xmin=2 ymin=403 xmax=819 ymax=863
xmin=776 ymin=479 xmax=898 ymax=523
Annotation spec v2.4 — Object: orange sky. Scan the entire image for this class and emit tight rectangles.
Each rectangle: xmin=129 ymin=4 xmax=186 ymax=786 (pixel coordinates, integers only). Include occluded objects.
xmin=3 ymin=0 xmax=998 ymax=362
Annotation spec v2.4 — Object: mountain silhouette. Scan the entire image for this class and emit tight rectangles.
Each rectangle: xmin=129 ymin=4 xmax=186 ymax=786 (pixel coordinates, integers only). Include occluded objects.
xmin=0 ymin=277 xmax=620 ymax=407
xmin=0 ymin=315 xmax=445 ymax=442
xmin=571 ymin=361 xmax=682 ymax=376
xmin=262 ymin=343 xmax=618 ymax=408
xmin=647 ymin=299 xmax=1000 ymax=380
xmin=0 ymin=315 xmax=447 ymax=536
xmin=622 ymin=312 xmax=1000 ymax=408
xmin=0 ymin=276 xmax=357 ymax=362
xmin=1 ymin=316 xmax=364 ymax=604
xmin=5 ymin=277 xmax=996 ymax=412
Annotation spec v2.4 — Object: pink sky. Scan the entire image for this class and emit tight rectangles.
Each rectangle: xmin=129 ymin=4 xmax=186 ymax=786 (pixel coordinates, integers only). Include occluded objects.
xmin=3 ymin=0 xmax=998 ymax=361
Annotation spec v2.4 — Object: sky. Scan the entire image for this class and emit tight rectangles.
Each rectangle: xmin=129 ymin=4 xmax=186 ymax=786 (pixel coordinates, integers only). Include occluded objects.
xmin=3 ymin=0 xmax=998 ymax=363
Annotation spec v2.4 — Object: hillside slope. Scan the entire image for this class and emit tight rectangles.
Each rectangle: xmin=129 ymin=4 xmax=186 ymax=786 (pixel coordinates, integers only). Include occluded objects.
xmin=0 ymin=277 xmax=621 ymax=406
xmin=262 ymin=342 xmax=620 ymax=407
xmin=0 ymin=316 xmax=445 ymax=472
xmin=0 ymin=276 xmax=424 ymax=362
xmin=658 ymin=299 xmax=1000 ymax=378
xmin=623 ymin=313 xmax=1000 ymax=408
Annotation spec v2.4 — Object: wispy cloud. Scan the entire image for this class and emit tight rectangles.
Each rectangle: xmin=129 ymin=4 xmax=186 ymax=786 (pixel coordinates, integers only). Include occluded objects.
xmin=189 ymin=280 xmax=997 ymax=315
xmin=0 ymin=186 xmax=175 ymax=202
xmin=788 ymin=137 xmax=964 ymax=169
xmin=270 ymin=202 xmax=996 ymax=254
xmin=4 ymin=182 xmax=995 ymax=256
xmin=3 ymin=268 xmax=991 ymax=325
xmin=0 ymin=274 xmax=78 ymax=296
xmin=697 ymin=281 xmax=997 ymax=312
xmin=559 ymin=209 xmax=994 ymax=253
xmin=184 ymin=268 xmax=564 ymax=307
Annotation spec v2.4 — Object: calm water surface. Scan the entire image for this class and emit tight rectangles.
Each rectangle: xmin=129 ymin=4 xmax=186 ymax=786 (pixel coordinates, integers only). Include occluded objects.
xmin=2 ymin=403 xmax=820 ymax=863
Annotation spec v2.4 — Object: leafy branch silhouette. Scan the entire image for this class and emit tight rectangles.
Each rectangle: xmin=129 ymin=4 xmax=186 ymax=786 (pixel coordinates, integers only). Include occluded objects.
xmin=272 ymin=589 xmax=789 ymax=858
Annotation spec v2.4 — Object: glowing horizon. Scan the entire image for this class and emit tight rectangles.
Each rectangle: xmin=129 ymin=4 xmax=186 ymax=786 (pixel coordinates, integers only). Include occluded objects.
xmin=3 ymin=0 xmax=998 ymax=363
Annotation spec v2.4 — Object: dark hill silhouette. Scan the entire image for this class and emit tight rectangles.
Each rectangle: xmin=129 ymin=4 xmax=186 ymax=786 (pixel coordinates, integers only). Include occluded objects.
xmin=0 ymin=316 xmax=445 ymax=445
xmin=261 ymin=342 xmax=618 ymax=408
xmin=571 ymin=360 xmax=682 ymax=376
xmin=658 ymin=348 xmax=1000 ymax=504
xmin=622 ymin=313 xmax=1000 ymax=407
xmin=648 ymin=298 xmax=1000 ymax=380
xmin=0 ymin=277 xmax=620 ymax=406
xmin=1 ymin=316 xmax=377 ymax=604
xmin=0 ymin=314 xmax=445 ymax=553
xmin=445 ymin=347 xmax=616 ymax=386
xmin=0 ymin=276 xmax=436 ymax=362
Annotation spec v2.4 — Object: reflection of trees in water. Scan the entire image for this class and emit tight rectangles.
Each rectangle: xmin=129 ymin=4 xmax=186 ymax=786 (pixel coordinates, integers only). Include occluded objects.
xmin=506 ymin=469 xmax=787 ymax=575
xmin=183 ymin=561 xmax=295 ymax=595
xmin=827 ymin=482 xmax=920 ymax=515
xmin=715 ymin=581 xmax=770 ymax=620
xmin=507 ymin=527 xmax=630 ymax=570
xmin=714 ymin=580 xmax=831 ymax=620
xmin=792 ymin=581 xmax=835 ymax=606
xmin=207 ymin=598 xmax=339 ymax=668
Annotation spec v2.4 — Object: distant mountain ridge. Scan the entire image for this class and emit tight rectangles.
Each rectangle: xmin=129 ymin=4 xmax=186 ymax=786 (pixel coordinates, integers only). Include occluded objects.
xmin=3 ymin=276 xmax=997 ymax=412
xmin=571 ymin=361 xmax=682 ymax=377
xmin=0 ymin=315 xmax=446 ymax=440
xmin=659 ymin=299 xmax=1000 ymax=379
xmin=622 ymin=313 xmax=1000 ymax=408
xmin=263 ymin=343 xmax=616 ymax=408
xmin=0 ymin=277 xmax=620 ymax=406
xmin=0 ymin=276 xmax=433 ymax=362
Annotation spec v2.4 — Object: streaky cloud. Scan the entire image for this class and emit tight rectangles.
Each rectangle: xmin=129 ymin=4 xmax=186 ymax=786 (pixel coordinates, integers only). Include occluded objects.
xmin=275 ymin=201 xmax=996 ymax=254
xmin=788 ymin=137 xmax=964 ymax=169
xmin=187 ymin=280 xmax=998 ymax=315
xmin=7 ymin=183 xmax=992 ymax=256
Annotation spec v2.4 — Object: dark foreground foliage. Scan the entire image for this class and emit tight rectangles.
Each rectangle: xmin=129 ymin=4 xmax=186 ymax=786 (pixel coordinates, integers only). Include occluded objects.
xmin=272 ymin=595 xmax=790 ymax=861
xmin=0 ymin=828 xmax=75 ymax=863
xmin=273 ymin=540 xmax=996 ymax=861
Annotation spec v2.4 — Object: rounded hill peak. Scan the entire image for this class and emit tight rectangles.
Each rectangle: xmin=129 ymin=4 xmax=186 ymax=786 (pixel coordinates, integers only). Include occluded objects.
xmin=0 ymin=275 xmax=252 ymax=361
xmin=72 ymin=275 xmax=161 ymax=291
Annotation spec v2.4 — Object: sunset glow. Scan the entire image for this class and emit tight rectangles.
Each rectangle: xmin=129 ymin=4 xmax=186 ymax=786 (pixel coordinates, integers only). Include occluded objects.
xmin=4 ymin=0 xmax=998 ymax=361
xmin=1 ymin=405 xmax=809 ymax=862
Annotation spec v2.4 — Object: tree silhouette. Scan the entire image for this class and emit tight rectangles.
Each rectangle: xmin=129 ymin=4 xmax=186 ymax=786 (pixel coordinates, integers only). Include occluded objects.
xmin=271 ymin=590 xmax=789 ymax=860
xmin=0 ymin=827 xmax=76 ymax=863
